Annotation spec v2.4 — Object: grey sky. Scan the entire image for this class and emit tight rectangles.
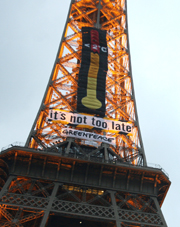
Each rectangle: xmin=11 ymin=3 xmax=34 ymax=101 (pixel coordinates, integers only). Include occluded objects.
xmin=0 ymin=0 xmax=179 ymax=225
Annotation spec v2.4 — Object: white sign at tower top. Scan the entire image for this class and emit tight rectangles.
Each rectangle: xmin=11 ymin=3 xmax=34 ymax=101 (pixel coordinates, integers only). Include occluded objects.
xmin=61 ymin=128 xmax=116 ymax=146
xmin=48 ymin=109 xmax=132 ymax=134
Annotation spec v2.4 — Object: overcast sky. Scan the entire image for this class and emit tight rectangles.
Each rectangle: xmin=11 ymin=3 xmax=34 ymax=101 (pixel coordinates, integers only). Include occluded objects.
xmin=0 ymin=0 xmax=179 ymax=225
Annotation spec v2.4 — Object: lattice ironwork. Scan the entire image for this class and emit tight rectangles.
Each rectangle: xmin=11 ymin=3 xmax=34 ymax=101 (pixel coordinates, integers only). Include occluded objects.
xmin=26 ymin=0 xmax=146 ymax=166
xmin=0 ymin=205 xmax=44 ymax=227
xmin=119 ymin=210 xmax=163 ymax=226
xmin=0 ymin=176 xmax=167 ymax=226
xmin=7 ymin=178 xmax=54 ymax=198
xmin=52 ymin=200 xmax=115 ymax=219
xmin=0 ymin=0 xmax=169 ymax=226
xmin=1 ymin=193 xmax=49 ymax=209
xmin=115 ymin=192 xmax=164 ymax=226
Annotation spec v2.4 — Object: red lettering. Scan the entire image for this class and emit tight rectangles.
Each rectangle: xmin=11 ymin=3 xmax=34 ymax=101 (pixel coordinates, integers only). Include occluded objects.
xmin=91 ymin=30 xmax=100 ymax=54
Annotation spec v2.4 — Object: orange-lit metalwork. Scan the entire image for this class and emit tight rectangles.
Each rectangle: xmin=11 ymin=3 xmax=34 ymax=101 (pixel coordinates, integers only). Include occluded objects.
xmin=0 ymin=1 xmax=170 ymax=226
xmin=26 ymin=0 xmax=146 ymax=166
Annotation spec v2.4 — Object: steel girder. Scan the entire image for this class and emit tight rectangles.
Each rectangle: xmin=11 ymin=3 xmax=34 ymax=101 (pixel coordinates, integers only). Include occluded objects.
xmin=0 ymin=176 xmax=167 ymax=227
xmin=0 ymin=146 xmax=170 ymax=207
xmin=0 ymin=147 xmax=170 ymax=226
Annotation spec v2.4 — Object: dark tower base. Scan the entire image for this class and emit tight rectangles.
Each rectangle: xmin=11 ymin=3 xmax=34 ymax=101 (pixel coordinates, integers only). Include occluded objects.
xmin=0 ymin=146 xmax=170 ymax=226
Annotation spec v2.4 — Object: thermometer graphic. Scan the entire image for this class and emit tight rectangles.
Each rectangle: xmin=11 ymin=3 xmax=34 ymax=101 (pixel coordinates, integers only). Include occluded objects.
xmin=82 ymin=30 xmax=102 ymax=109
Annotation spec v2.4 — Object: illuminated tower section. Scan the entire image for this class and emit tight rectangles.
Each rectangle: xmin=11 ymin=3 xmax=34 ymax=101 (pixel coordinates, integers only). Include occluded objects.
xmin=0 ymin=0 xmax=170 ymax=227
xmin=26 ymin=0 xmax=146 ymax=166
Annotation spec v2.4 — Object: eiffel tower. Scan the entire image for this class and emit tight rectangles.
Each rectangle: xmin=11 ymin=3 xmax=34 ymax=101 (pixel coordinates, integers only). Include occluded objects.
xmin=0 ymin=0 xmax=170 ymax=226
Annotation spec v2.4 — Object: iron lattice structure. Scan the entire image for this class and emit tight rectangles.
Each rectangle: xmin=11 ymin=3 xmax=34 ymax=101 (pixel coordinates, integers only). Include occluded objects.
xmin=0 ymin=0 xmax=170 ymax=226
xmin=0 ymin=148 xmax=170 ymax=226
xmin=26 ymin=0 xmax=146 ymax=166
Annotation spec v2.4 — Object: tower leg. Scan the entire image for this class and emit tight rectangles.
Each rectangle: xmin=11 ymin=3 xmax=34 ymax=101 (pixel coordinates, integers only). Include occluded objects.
xmin=109 ymin=190 xmax=121 ymax=227
xmin=39 ymin=183 xmax=59 ymax=227
xmin=153 ymin=197 xmax=168 ymax=227
xmin=0 ymin=175 xmax=14 ymax=199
